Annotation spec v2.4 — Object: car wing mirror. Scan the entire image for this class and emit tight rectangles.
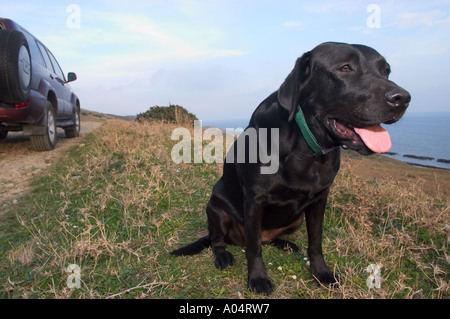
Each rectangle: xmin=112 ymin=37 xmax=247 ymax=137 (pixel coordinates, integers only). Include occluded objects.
xmin=67 ymin=72 xmax=77 ymax=83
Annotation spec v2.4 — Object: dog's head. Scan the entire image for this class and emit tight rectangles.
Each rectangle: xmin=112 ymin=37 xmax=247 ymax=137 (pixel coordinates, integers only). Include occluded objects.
xmin=278 ymin=42 xmax=411 ymax=155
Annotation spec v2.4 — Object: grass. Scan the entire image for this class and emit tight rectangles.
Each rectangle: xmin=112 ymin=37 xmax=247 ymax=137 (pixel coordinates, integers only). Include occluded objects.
xmin=0 ymin=119 xmax=448 ymax=299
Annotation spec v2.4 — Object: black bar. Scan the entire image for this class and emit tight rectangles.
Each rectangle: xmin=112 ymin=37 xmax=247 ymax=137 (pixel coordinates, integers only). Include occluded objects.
xmin=2 ymin=299 xmax=445 ymax=317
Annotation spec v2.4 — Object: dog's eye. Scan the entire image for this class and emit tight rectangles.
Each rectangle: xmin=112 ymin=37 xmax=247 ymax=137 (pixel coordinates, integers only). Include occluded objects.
xmin=382 ymin=67 xmax=391 ymax=76
xmin=339 ymin=65 xmax=353 ymax=72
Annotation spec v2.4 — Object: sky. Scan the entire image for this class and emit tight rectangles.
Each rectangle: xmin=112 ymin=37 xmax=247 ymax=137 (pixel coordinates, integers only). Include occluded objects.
xmin=1 ymin=0 xmax=449 ymax=120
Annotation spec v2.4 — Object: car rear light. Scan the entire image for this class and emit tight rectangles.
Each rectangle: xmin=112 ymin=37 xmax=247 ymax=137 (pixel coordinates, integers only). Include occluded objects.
xmin=14 ymin=100 xmax=29 ymax=108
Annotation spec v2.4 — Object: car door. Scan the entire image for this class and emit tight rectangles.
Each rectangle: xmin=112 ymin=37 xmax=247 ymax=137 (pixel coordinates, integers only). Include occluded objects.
xmin=37 ymin=42 xmax=70 ymax=117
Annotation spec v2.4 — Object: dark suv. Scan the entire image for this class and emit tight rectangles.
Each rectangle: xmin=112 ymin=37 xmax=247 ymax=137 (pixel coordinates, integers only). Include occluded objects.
xmin=0 ymin=18 xmax=80 ymax=151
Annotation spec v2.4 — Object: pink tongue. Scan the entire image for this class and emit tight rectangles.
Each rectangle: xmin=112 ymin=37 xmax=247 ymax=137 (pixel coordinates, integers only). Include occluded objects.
xmin=354 ymin=125 xmax=392 ymax=153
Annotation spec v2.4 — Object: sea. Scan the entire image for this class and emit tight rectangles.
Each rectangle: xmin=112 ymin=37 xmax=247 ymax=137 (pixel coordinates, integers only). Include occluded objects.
xmin=202 ymin=112 xmax=450 ymax=170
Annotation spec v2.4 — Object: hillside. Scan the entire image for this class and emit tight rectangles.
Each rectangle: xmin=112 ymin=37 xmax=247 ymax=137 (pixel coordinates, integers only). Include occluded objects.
xmin=341 ymin=149 xmax=450 ymax=200
xmin=80 ymin=108 xmax=136 ymax=122
xmin=0 ymin=119 xmax=448 ymax=299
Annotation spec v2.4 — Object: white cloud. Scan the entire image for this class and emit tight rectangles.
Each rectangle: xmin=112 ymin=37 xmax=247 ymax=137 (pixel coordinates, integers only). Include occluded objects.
xmin=302 ymin=1 xmax=361 ymax=14
xmin=39 ymin=10 xmax=249 ymax=93
xmin=282 ymin=21 xmax=302 ymax=28
xmin=84 ymin=11 xmax=247 ymax=62
xmin=175 ymin=0 xmax=202 ymax=17
xmin=35 ymin=7 xmax=250 ymax=115
xmin=397 ymin=9 xmax=450 ymax=28
xmin=0 ymin=2 xmax=38 ymax=16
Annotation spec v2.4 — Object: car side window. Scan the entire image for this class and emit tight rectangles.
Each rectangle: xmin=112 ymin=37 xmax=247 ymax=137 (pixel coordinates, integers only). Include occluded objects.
xmin=22 ymin=31 xmax=45 ymax=67
xmin=37 ymin=42 xmax=53 ymax=72
xmin=47 ymin=50 xmax=66 ymax=81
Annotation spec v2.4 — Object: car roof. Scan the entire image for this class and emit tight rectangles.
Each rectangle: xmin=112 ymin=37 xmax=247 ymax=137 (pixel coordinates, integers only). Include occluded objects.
xmin=0 ymin=18 xmax=37 ymax=40
xmin=0 ymin=18 xmax=21 ymax=30
xmin=0 ymin=18 xmax=52 ymax=51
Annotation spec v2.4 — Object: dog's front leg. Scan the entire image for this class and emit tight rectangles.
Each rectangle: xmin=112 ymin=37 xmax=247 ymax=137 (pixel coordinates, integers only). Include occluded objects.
xmin=244 ymin=195 xmax=274 ymax=295
xmin=305 ymin=191 xmax=339 ymax=286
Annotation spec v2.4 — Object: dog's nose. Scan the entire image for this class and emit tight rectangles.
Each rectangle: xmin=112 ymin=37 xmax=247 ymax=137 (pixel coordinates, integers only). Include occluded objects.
xmin=385 ymin=89 xmax=411 ymax=109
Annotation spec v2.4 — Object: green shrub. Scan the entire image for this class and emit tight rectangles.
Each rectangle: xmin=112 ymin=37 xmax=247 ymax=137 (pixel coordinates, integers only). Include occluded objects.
xmin=136 ymin=104 xmax=198 ymax=126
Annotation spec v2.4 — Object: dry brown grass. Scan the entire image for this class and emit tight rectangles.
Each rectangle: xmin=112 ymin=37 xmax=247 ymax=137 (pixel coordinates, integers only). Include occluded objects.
xmin=323 ymin=159 xmax=449 ymax=298
xmin=0 ymin=119 xmax=448 ymax=299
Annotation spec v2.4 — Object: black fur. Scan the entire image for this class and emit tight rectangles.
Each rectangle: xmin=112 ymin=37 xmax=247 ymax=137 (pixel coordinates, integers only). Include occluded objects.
xmin=171 ymin=42 xmax=410 ymax=295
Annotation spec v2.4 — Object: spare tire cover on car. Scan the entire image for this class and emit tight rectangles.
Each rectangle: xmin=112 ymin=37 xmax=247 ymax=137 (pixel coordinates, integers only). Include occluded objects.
xmin=0 ymin=30 xmax=32 ymax=103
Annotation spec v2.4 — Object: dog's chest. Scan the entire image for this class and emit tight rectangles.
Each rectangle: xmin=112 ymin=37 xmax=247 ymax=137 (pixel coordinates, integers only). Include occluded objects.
xmin=264 ymin=181 xmax=327 ymax=213
xmin=262 ymin=155 xmax=338 ymax=214
xmin=284 ymin=153 xmax=338 ymax=195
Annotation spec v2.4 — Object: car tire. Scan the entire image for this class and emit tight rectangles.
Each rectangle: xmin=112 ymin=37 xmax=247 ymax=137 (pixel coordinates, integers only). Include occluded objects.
xmin=0 ymin=130 xmax=7 ymax=140
xmin=0 ymin=30 xmax=32 ymax=103
xmin=64 ymin=107 xmax=80 ymax=138
xmin=30 ymin=101 xmax=57 ymax=151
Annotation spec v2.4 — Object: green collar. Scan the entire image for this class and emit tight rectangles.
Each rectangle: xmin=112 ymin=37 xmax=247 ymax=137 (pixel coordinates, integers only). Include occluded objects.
xmin=294 ymin=108 xmax=324 ymax=155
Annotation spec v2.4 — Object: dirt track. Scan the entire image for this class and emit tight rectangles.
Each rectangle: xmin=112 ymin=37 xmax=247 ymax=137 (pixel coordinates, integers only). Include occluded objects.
xmin=0 ymin=121 xmax=102 ymax=207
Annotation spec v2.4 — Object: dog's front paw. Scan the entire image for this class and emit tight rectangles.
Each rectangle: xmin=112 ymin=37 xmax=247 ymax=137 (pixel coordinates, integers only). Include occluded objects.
xmin=214 ymin=250 xmax=235 ymax=270
xmin=313 ymin=270 xmax=340 ymax=287
xmin=248 ymin=277 xmax=275 ymax=296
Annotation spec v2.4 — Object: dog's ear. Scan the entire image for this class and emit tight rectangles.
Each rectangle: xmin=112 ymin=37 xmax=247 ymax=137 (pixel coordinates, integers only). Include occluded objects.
xmin=278 ymin=52 xmax=311 ymax=122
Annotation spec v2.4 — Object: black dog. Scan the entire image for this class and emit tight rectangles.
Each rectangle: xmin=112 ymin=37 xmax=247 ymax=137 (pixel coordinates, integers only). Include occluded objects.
xmin=171 ymin=42 xmax=411 ymax=295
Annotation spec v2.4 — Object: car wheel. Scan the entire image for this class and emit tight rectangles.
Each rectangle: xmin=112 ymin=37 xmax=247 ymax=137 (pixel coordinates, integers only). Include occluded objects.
xmin=0 ymin=130 xmax=7 ymax=140
xmin=64 ymin=108 xmax=80 ymax=138
xmin=0 ymin=30 xmax=32 ymax=103
xmin=30 ymin=101 xmax=57 ymax=151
